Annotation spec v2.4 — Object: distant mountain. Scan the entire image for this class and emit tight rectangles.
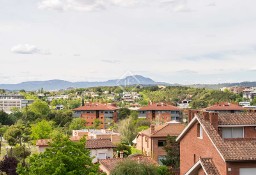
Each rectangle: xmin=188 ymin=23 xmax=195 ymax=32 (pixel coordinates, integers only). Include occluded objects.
xmin=0 ymin=75 xmax=169 ymax=91
xmin=188 ymin=81 xmax=256 ymax=89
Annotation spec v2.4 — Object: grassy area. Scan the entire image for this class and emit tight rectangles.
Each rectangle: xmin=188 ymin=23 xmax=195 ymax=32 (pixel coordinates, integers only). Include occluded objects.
xmin=131 ymin=147 xmax=142 ymax=154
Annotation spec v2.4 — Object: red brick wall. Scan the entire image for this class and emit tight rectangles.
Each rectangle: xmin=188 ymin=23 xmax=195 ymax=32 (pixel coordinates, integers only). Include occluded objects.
xmin=226 ymin=162 xmax=256 ymax=175
xmin=152 ymin=137 xmax=168 ymax=162
xmin=180 ymin=121 xmax=227 ymax=175
xmin=146 ymin=111 xmax=172 ymax=123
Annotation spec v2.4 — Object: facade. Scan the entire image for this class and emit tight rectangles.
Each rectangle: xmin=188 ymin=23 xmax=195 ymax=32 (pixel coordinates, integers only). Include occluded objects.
xmin=135 ymin=123 xmax=185 ymax=163
xmin=86 ymin=139 xmax=116 ymax=163
xmin=0 ymin=94 xmax=33 ymax=113
xmin=73 ymin=103 xmax=118 ymax=129
xmin=177 ymin=111 xmax=256 ymax=175
xmin=205 ymin=102 xmax=245 ymax=113
xmin=138 ymin=103 xmax=182 ymax=123
xmin=99 ymin=154 xmax=158 ymax=175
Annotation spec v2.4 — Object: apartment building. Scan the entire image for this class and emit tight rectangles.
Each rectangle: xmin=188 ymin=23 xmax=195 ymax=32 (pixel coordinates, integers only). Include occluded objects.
xmin=138 ymin=103 xmax=182 ymax=123
xmin=205 ymin=102 xmax=245 ymax=113
xmin=73 ymin=103 xmax=118 ymax=129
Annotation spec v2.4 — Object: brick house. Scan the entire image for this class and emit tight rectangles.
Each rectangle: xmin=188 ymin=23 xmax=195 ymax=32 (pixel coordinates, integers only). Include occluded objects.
xmin=205 ymin=102 xmax=245 ymax=113
xmin=73 ymin=103 xmax=118 ymax=129
xmin=138 ymin=103 xmax=182 ymax=123
xmin=176 ymin=111 xmax=256 ymax=175
xmin=136 ymin=123 xmax=185 ymax=164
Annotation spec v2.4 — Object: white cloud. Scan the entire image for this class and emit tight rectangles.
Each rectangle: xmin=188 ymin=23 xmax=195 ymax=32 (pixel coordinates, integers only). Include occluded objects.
xmin=11 ymin=44 xmax=51 ymax=55
xmin=38 ymin=0 xmax=192 ymax=12
xmin=11 ymin=44 xmax=39 ymax=54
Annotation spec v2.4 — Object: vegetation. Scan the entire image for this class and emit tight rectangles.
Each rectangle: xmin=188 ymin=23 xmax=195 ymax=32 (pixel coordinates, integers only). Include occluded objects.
xmin=16 ymin=137 xmax=103 ymax=175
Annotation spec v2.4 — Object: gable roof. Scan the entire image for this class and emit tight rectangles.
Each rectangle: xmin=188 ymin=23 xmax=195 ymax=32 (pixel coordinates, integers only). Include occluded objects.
xmin=205 ymin=102 xmax=244 ymax=111
xmin=36 ymin=139 xmax=51 ymax=146
xmin=138 ymin=103 xmax=181 ymax=111
xmin=185 ymin=158 xmax=220 ymax=175
xmin=177 ymin=113 xmax=256 ymax=161
xmin=99 ymin=154 xmax=158 ymax=173
xmin=73 ymin=103 xmax=118 ymax=111
xmin=85 ymin=139 xmax=116 ymax=149
xmin=218 ymin=113 xmax=256 ymax=126
xmin=140 ymin=123 xmax=186 ymax=138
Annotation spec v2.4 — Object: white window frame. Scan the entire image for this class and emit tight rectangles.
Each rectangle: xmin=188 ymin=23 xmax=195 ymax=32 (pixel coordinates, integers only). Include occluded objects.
xmin=222 ymin=127 xmax=244 ymax=138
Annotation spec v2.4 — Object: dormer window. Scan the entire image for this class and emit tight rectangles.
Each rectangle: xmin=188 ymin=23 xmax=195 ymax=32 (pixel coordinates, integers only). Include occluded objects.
xmin=197 ymin=123 xmax=203 ymax=139
xmin=222 ymin=127 xmax=244 ymax=138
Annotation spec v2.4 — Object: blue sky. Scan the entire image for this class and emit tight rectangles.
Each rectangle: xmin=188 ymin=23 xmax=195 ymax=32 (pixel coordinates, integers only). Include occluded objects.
xmin=1 ymin=0 xmax=256 ymax=84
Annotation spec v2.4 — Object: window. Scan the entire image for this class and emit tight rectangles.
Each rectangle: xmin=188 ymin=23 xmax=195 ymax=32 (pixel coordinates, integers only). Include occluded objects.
xmin=158 ymin=140 xmax=166 ymax=147
xmin=197 ymin=123 xmax=203 ymax=139
xmin=222 ymin=127 xmax=244 ymax=138
xmin=97 ymin=153 xmax=106 ymax=160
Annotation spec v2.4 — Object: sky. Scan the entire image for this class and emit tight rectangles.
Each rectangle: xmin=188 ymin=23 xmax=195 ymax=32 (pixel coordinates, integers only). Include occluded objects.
xmin=1 ymin=0 xmax=256 ymax=85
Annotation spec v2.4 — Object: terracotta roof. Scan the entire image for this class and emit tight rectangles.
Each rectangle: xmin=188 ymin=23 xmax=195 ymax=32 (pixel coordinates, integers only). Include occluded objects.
xmin=85 ymin=139 xmax=116 ymax=149
xmin=218 ymin=113 xmax=256 ymax=125
xmin=70 ymin=136 xmax=83 ymax=141
xmin=205 ymin=102 xmax=244 ymax=111
xmin=138 ymin=103 xmax=181 ymax=111
xmin=99 ymin=154 xmax=158 ymax=173
xmin=36 ymin=139 xmax=51 ymax=146
xmin=200 ymin=158 xmax=220 ymax=175
xmin=182 ymin=113 xmax=256 ymax=161
xmin=73 ymin=103 xmax=118 ymax=111
xmin=140 ymin=123 xmax=186 ymax=137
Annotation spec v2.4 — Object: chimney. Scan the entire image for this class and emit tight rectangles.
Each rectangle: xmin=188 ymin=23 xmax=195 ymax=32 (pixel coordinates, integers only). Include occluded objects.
xmin=209 ymin=112 xmax=218 ymax=130
xmin=202 ymin=112 xmax=209 ymax=121
xmin=120 ymin=151 xmax=124 ymax=158
xmin=150 ymin=124 xmax=155 ymax=134
xmin=188 ymin=110 xmax=198 ymax=122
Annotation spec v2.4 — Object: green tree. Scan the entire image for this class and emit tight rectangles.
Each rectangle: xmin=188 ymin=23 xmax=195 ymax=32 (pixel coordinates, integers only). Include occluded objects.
xmin=16 ymin=137 xmax=102 ymax=175
xmin=110 ymin=159 xmax=158 ymax=175
xmin=161 ymin=135 xmax=180 ymax=170
xmin=118 ymin=108 xmax=131 ymax=120
xmin=118 ymin=117 xmax=137 ymax=145
xmin=30 ymin=120 xmax=54 ymax=140
xmin=114 ymin=144 xmax=131 ymax=157
xmin=69 ymin=118 xmax=86 ymax=131
xmin=0 ymin=111 xmax=14 ymax=125
xmin=0 ymin=156 xmax=19 ymax=175
xmin=27 ymin=100 xmax=50 ymax=117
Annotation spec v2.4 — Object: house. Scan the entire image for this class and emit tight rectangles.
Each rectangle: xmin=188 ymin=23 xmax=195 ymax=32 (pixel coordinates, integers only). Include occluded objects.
xmin=138 ymin=102 xmax=182 ymax=123
xmin=205 ymin=102 xmax=245 ymax=113
xmin=73 ymin=103 xmax=118 ymax=129
xmin=176 ymin=111 xmax=256 ymax=175
xmin=86 ymin=139 xmax=117 ymax=163
xmin=36 ymin=139 xmax=51 ymax=153
xmin=99 ymin=154 xmax=158 ymax=175
xmin=135 ymin=123 xmax=185 ymax=163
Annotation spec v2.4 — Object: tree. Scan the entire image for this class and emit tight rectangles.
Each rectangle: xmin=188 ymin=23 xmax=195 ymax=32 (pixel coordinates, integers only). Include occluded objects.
xmin=0 ymin=111 xmax=14 ymax=126
xmin=161 ymin=135 xmax=180 ymax=170
xmin=110 ymin=159 xmax=159 ymax=175
xmin=114 ymin=144 xmax=131 ymax=157
xmin=69 ymin=118 xmax=86 ymax=131
xmin=27 ymin=100 xmax=50 ymax=117
xmin=7 ymin=145 xmax=31 ymax=162
xmin=0 ymin=156 xmax=19 ymax=175
xmin=16 ymin=137 xmax=102 ymax=175
xmin=118 ymin=117 xmax=137 ymax=145
xmin=118 ymin=108 xmax=131 ymax=120
xmin=47 ymin=110 xmax=73 ymax=127
xmin=93 ymin=119 xmax=101 ymax=129
xmin=30 ymin=120 xmax=54 ymax=140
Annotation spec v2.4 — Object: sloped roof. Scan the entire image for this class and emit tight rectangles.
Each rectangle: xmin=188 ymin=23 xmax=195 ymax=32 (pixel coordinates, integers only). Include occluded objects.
xmin=99 ymin=154 xmax=158 ymax=173
xmin=205 ymin=102 xmax=244 ymax=111
xmin=218 ymin=113 xmax=256 ymax=125
xmin=185 ymin=158 xmax=220 ymax=175
xmin=73 ymin=103 xmax=118 ymax=111
xmin=36 ymin=139 xmax=51 ymax=146
xmin=138 ymin=103 xmax=181 ymax=111
xmin=177 ymin=112 xmax=256 ymax=161
xmin=140 ymin=123 xmax=186 ymax=137
xmin=85 ymin=139 xmax=116 ymax=149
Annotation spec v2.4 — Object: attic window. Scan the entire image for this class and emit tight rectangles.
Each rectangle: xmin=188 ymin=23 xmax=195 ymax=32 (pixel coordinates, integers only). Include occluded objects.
xmin=197 ymin=123 xmax=203 ymax=139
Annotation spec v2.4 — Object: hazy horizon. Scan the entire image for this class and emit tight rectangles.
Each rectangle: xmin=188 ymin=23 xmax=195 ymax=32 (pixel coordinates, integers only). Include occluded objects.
xmin=1 ymin=0 xmax=256 ymax=84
